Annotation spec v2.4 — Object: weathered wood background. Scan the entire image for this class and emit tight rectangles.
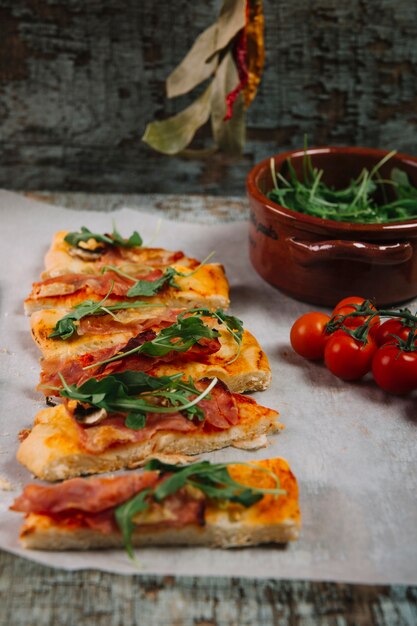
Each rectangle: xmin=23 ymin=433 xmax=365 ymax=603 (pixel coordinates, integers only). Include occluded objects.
xmin=1 ymin=0 xmax=417 ymax=194
xmin=1 ymin=551 xmax=417 ymax=626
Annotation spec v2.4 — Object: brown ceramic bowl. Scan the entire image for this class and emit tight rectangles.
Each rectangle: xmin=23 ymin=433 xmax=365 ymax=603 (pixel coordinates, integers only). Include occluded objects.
xmin=247 ymin=146 xmax=417 ymax=307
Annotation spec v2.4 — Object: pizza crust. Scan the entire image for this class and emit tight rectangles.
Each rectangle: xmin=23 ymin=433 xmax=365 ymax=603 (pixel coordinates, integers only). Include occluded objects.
xmin=17 ymin=398 xmax=282 ymax=481
xmin=20 ymin=518 xmax=299 ymax=550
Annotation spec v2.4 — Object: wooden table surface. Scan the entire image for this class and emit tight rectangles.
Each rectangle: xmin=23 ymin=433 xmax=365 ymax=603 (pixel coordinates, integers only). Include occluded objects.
xmin=1 ymin=192 xmax=416 ymax=626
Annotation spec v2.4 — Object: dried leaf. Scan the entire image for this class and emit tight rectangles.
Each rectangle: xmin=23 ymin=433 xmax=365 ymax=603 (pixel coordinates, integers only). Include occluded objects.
xmin=142 ymin=85 xmax=212 ymax=155
xmin=166 ymin=0 xmax=246 ymax=98
xmin=210 ymin=52 xmax=245 ymax=155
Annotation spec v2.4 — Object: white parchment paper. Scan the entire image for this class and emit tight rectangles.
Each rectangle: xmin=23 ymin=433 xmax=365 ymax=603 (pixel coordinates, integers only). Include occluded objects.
xmin=0 ymin=189 xmax=416 ymax=583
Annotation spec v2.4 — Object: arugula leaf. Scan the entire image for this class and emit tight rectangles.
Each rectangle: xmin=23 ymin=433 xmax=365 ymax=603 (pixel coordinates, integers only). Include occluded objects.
xmin=114 ymin=488 xmax=152 ymax=559
xmin=64 ymin=227 xmax=113 ymax=248
xmin=125 ymin=412 xmax=147 ymax=430
xmin=150 ymin=461 xmax=265 ymax=506
xmin=58 ymin=372 xmax=217 ymax=428
xmin=85 ymin=314 xmax=219 ymax=369
xmin=60 ymin=371 xmax=183 ymax=406
xmin=127 ymin=267 xmax=179 ymax=297
xmin=267 ymin=147 xmax=417 ymax=223
xmin=177 ymin=308 xmax=244 ymax=363
xmin=114 ymin=459 xmax=286 ymax=558
xmin=110 ymin=370 xmax=184 ymax=394
xmin=189 ymin=479 xmax=262 ymax=507
xmin=139 ymin=316 xmax=219 ymax=357
xmin=111 ymin=225 xmax=143 ymax=248
xmin=212 ymin=309 xmax=244 ymax=343
xmin=49 ymin=297 xmax=111 ymax=340
xmin=64 ymin=225 xmax=142 ymax=249
xmin=49 ymin=295 xmax=160 ymax=341
xmin=106 ymin=251 xmax=216 ymax=299
xmin=391 ymin=168 xmax=410 ymax=189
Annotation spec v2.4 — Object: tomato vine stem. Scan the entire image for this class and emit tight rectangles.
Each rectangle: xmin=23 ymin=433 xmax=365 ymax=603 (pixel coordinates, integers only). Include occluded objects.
xmin=325 ymin=301 xmax=417 ymax=348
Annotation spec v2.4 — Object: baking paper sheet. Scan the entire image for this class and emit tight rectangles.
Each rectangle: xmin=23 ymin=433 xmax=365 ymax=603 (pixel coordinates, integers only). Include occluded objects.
xmin=0 ymin=189 xmax=416 ymax=583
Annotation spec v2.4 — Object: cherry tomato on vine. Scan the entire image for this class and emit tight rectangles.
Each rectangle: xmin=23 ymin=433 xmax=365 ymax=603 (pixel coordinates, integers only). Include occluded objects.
xmin=372 ymin=343 xmax=417 ymax=394
xmin=290 ymin=312 xmax=331 ymax=360
xmin=324 ymin=330 xmax=377 ymax=380
xmin=332 ymin=296 xmax=379 ymax=330
xmin=333 ymin=296 xmax=366 ymax=312
xmin=374 ymin=318 xmax=414 ymax=347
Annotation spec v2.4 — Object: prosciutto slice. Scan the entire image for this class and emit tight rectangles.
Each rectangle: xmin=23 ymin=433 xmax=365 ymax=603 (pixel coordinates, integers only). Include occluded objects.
xmin=31 ymin=268 xmax=165 ymax=299
xmin=66 ymin=379 xmax=239 ymax=455
xmin=75 ymin=412 xmax=198 ymax=454
xmin=11 ymin=473 xmax=159 ymax=515
xmin=11 ymin=472 xmax=205 ymax=534
xmin=40 ymin=331 xmax=221 ymax=392
xmin=77 ymin=309 xmax=183 ymax=336
xmin=197 ymin=379 xmax=239 ymax=430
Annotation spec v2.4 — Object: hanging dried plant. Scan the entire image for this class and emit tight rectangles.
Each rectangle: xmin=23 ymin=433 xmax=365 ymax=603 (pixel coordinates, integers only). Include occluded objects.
xmin=142 ymin=0 xmax=264 ymax=156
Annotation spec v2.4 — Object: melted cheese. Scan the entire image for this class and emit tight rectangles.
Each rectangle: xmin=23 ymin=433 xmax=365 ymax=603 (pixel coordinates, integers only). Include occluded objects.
xmin=206 ymin=458 xmax=300 ymax=528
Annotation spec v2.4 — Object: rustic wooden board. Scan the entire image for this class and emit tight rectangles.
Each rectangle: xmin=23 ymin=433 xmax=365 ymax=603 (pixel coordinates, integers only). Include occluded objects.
xmin=1 ymin=550 xmax=417 ymax=626
xmin=1 ymin=0 xmax=417 ymax=193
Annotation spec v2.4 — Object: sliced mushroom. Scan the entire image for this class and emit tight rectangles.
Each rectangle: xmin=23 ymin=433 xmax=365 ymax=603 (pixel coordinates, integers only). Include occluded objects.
xmin=68 ymin=247 xmax=103 ymax=261
xmin=79 ymin=237 xmax=107 ymax=252
xmin=74 ymin=404 xmax=108 ymax=425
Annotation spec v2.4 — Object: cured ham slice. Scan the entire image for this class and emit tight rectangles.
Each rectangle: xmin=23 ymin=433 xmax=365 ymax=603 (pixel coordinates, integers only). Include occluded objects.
xmin=31 ymin=269 xmax=165 ymax=300
xmin=66 ymin=379 xmax=239 ymax=454
xmin=25 ymin=260 xmax=231 ymax=315
xmin=76 ymin=309 xmax=182 ymax=336
xmin=39 ymin=330 xmax=221 ymax=393
xmin=11 ymin=472 xmax=205 ymax=534
xmin=75 ymin=413 xmax=199 ymax=455
xmin=198 ymin=383 xmax=239 ymax=429
xmin=11 ymin=473 xmax=159 ymax=515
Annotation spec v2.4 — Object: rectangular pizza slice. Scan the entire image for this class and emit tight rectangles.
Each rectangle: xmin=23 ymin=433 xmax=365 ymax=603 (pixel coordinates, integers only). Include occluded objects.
xmin=11 ymin=457 xmax=300 ymax=550
xmin=17 ymin=373 xmax=282 ymax=481
xmin=25 ymin=263 xmax=230 ymax=314
xmin=31 ymin=307 xmax=271 ymax=394
xmin=42 ymin=228 xmax=200 ymax=279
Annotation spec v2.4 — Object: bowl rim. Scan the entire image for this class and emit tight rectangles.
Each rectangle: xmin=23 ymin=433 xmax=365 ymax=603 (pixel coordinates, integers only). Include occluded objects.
xmin=246 ymin=146 xmax=417 ymax=233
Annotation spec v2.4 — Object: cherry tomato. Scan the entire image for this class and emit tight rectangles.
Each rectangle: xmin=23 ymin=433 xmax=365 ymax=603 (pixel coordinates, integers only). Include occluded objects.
xmin=290 ymin=312 xmax=331 ymax=360
xmin=332 ymin=296 xmax=379 ymax=330
xmin=374 ymin=318 xmax=414 ymax=347
xmin=372 ymin=343 xmax=417 ymax=394
xmin=369 ymin=321 xmax=381 ymax=340
xmin=324 ymin=330 xmax=377 ymax=380
xmin=333 ymin=296 xmax=366 ymax=312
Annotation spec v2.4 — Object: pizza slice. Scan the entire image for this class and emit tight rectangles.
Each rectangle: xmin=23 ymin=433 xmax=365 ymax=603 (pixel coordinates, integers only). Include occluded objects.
xmin=42 ymin=227 xmax=200 ymax=279
xmin=17 ymin=372 xmax=282 ymax=481
xmin=25 ymin=263 xmax=229 ymax=314
xmin=11 ymin=457 xmax=300 ymax=550
xmin=31 ymin=306 xmax=271 ymax=395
